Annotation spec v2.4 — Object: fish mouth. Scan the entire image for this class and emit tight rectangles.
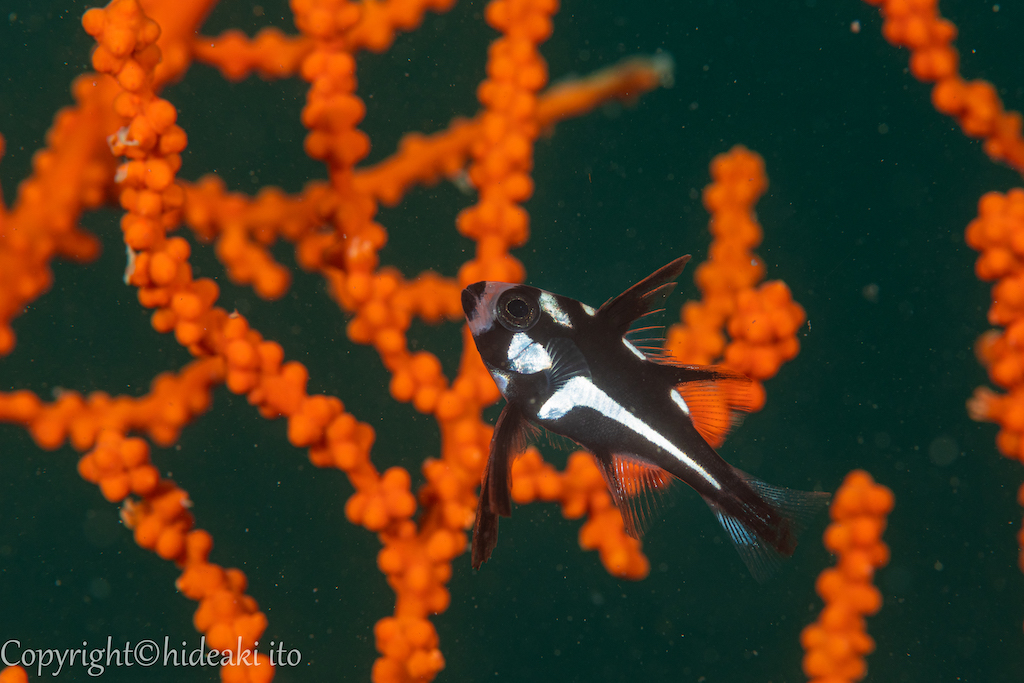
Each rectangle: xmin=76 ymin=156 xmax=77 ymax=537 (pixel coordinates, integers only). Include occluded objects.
xmin=461 ymin=282 xmax=486 ymax=321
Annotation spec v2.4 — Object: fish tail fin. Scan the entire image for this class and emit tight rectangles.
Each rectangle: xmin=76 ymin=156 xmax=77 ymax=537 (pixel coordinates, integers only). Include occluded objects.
xmin=705 ymin=470 xmax=830 ymax=582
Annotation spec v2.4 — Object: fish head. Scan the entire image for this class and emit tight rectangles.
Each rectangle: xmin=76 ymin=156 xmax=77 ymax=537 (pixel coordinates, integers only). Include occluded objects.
xmin=462 ymin=280 xmax=586 ymax=398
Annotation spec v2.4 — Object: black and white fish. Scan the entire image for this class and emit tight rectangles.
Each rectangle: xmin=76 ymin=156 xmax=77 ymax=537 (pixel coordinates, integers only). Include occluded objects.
xmin=462 ymin=255 xmax=829 ymax=581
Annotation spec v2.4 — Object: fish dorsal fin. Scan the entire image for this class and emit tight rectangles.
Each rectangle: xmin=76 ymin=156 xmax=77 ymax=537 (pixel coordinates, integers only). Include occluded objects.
xmin=597 ymin=256 xmax=691 ymax=335
xmin=624 ymin=325 xmax=668 ymax=345
xmin=624 ymin=326 xmax=671 ymax=360
xmin=544 ymin=336 xmax=591 ymax=389
xmin=595 ymin=452 xmax=673 ymax=539
xmin=672 ymin=366 xmax=758 ymax=448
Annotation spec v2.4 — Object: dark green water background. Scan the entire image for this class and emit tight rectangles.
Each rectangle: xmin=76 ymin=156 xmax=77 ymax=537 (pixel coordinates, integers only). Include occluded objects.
xmin=2 ymin=0 xmax=1023 ymax=680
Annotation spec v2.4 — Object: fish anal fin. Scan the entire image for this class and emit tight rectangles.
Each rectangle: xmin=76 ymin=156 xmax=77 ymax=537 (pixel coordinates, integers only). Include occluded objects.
xmin=674 ymin=366 xmax=758 ymax=447
xmin=615 ymin=453 xmax=672 ymax=497
xmin=710 ymin=505 xmax=784 ymax=583
xmin=595 ymin=452 xmax=673 ymax=539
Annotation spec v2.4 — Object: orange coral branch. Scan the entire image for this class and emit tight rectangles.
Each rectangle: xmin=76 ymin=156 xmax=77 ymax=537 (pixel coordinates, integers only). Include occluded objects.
xmin=965 ymin=189 xmax=1024 ymax=458
xmin=864 ymin=0 xmax=1024 ymax=174
xmin=871 ymin=0 xmax=1024 ymax=637
xmin=39 ymin=1 xmax=678 ymax=681
xmin=666 ymin=145 xmax=805 ymax=412
xmin=354 ymin=53 xmax=672 ymax=208
xmin=0 ymin=357 xmax=222 ymax=451
xmin=0 ymin=0 xmax=814 ymax=681
xmin=537 ymin=53 xmax=674 ymax=123
xmin=0 ymin=665 xmax=27 ymax=683
xmin=453 ymin=0 xmax=558 ymax=287
xmin=193 ymin=28 xmax=314 ymax=81
xmin=510 ymin=449 xmax=651 ymax=579
xmin=801 ymin=470 xmax=894 ymax=683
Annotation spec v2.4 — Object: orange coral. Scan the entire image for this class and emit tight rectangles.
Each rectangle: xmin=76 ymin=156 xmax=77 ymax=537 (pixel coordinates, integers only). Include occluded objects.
xmin=801 ymin=470 xmax=894 ymax=683
xmin=864 ymin=0 xmax=1024 ymax=173
xmin=666 ymin=145 xmax=805 ymax=413
xmin=964 ymin=189 xmax=1024 ymax=603
xmin=510 ymin=449 xmax=650 ymax=579
xmin=0 ymin=0 xmax=684 ymax=680
xmin=965 ymin=189 xmax=1024 ymax=458
xmin=0 ymin=666 xmax=27 ymax=683
xmin=864 ymin=0 xmax=1024 ymax=645
xmin=5 ymin=0 xmax=1024 ymax=678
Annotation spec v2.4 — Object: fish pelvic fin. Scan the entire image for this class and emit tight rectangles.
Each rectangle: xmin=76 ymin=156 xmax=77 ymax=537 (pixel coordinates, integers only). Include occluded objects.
xmin=707 ymin=470 xmax=830 ymax=582
xmin=472 ymin=401 xmax=536 ymax=569
xmin=672 ymin=365 xmax=759 ymax=448
xmin=595 ymin=452 xmax=673 ymax=539
xmin=471 ymin=498 xmax=499 ymax=570
xmin=597 ymin=255 xmax=691 ymax=336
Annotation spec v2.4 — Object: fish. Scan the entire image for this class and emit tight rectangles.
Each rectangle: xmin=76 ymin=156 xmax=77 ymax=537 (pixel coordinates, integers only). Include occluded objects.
xmin=461 ymin=255 xmax=830 ymax=581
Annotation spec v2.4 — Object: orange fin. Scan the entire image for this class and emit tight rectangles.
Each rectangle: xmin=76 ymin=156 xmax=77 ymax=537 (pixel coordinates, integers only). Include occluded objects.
xmin=597 ymin=452 xmax=674 ymax=539
xmin=674 ymin=366 xmax=757 ymax=448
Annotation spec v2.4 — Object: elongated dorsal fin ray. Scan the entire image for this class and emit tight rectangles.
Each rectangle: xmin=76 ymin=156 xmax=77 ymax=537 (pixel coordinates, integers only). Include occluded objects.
xmin=623 ymin=315 xmax=670 ymax=350
xmin=624 ymin=326 xmax=668 ymax=348
xmin=624 ymin=323 xmax=667 ymax=343
xmin=597 ymin=255 xmax=691 ymax=335
xmin=472 ymin=402 xmax=537 ymax=569
xmin=672 ymin=365 xmax=757 ymax=448
xmin=705 ymin=469 xmax=831 ymax=582
xmin=630 ymin=344 xmax=673 ymax=363
xmin=594 ymin=452 xmax=673 ymax=539
xmin=625 ymin=325 xmax=667 ymax=338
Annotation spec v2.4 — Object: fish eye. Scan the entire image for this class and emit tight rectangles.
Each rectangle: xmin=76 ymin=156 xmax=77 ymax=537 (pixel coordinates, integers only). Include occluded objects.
xmin=496 ymin=289 xmax=538 ymax=331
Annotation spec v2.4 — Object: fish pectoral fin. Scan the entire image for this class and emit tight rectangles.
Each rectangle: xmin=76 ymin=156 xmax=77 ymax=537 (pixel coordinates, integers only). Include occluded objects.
xmin=544 ymin=336 xmax=591 ymax=390
xmin=594 ymin=452 xmax=673 ymax=539
xmin=672 ymin=365 xmax=759 ymax=448
xmin=472 ymin=402 xmax=536 ymax=569
xmin=596 ymin=255 xmax=691 ymax=335
xmin=706 ymin=469 xmax=831 ymax=582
